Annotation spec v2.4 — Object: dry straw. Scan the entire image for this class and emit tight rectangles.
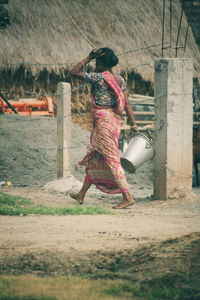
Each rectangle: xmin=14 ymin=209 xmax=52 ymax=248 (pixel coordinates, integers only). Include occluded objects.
xmin=0 ymin=0 xmax=199 ymax=81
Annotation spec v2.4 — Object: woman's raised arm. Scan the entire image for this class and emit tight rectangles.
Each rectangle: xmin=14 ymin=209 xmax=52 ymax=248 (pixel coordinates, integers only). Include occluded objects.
xmin=69 ymin=49 xmax=104 ymax=79
xmin=69 ymin=56 xmax=91 ymax=79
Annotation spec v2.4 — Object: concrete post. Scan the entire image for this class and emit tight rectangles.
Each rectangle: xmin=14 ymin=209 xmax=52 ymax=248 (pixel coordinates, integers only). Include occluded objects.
xmin=154 ymin=58 xmax=193 ymax=200
xmin=56 ymin=82 xmax=71 ymax=178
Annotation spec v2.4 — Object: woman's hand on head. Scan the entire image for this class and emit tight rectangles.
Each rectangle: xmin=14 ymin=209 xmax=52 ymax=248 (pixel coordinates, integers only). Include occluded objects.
xmin=89 ymin=49 xmax=105 ymax=60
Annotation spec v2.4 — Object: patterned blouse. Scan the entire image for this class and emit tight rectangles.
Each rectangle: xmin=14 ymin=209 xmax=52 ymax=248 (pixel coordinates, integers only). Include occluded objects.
xmin=84 ymin=72 xmax=126 ymax=108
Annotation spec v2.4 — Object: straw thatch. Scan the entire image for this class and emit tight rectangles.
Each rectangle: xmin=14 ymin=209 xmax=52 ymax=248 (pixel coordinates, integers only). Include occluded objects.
xmin=0 ymin=0 xmax=199 ymax=82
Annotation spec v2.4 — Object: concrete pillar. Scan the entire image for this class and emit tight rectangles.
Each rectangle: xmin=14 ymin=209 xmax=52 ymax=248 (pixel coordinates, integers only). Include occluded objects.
xmin=154 ymin=58 xmax=193 ymax=200
xmin=56 ymin=82 xmax=71 ymax=178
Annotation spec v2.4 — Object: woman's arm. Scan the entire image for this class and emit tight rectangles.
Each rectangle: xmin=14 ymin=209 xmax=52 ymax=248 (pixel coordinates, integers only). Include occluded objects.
xmin=69 ymin=56 xmax=92 ymax=79
xmin=69 ymin=49 xmax=104 ymax=79
xmin=124 ymin=91 xmax=139 ymax=132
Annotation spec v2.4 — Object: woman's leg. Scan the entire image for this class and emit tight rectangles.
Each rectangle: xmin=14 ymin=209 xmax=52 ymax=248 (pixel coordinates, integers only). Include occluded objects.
xmin=113 ymin=191 xmax=135 ymax=209
xmin=69 ymin=177 xmax=92 ymax=204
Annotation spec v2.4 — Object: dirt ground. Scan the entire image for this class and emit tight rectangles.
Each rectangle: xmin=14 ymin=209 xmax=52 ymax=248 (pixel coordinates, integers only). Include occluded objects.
xmin=0 ymin=186 xmax=200 ymax=276
xmin=0 ymin=115 xmax=200 ymax=280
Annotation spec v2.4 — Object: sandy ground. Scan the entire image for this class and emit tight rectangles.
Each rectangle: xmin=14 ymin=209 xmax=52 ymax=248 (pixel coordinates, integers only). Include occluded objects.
xmin=0 ymin=186 xmax=200 ymax=263
xmin=0 ymin=115 xmax=200 ymax=276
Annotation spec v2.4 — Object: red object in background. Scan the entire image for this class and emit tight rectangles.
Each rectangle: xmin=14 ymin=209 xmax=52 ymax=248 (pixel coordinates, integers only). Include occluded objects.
xmin=0 ymin=96 xmax=55 ymax=117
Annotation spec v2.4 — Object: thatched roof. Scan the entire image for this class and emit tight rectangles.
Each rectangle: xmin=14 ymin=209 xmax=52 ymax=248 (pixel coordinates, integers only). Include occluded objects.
xmin=0 ymin=0 xmax=199 ymax=81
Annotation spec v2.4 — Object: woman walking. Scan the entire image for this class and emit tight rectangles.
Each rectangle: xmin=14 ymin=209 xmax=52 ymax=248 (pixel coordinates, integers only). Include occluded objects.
xmin=69 ymin=48 xmax=138 ymax=209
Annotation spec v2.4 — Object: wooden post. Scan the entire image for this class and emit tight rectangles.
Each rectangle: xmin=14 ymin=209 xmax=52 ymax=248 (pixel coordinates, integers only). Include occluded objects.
xmin=154 ymin=58 xmax=193 ymax=199
xmin=56 ymin=82 xmax=71 ymax=178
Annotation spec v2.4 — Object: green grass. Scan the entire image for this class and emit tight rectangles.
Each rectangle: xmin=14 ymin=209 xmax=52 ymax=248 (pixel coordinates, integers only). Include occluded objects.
xmin=1 ymin=272 xmax=200 ymax=300
xmin=104 ymin=282 xmax=180 ymax=299
xmin=0 ymin=192 xmax=33 ymax=206
xmin=0 ymin=275 xmax=121 ymax=300
xmin=0 ymin=191 xmax=113 ymax=216
xmin=0 ymin=296 xmax=56 ymax=300
xmin=104 ymin=272 xmax=200 ymax=300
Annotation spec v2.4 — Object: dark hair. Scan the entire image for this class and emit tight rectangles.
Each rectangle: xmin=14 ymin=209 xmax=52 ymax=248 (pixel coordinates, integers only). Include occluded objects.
xmin=97 ymin=47 xmax=119 ymax=68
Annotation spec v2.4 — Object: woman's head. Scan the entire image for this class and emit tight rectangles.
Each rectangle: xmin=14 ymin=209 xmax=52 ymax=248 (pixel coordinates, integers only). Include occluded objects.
xmin=96 ymin=47 xmax=119 ymax=71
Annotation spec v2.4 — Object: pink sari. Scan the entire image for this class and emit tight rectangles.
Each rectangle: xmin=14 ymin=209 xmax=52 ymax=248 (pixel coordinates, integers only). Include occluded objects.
xmin=79 ymin=71 xmax=129 ymax=194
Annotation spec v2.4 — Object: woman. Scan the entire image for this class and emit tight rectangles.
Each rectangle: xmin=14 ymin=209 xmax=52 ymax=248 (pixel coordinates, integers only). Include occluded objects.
xmin=69 ymin=47 xmax=138 ymax=209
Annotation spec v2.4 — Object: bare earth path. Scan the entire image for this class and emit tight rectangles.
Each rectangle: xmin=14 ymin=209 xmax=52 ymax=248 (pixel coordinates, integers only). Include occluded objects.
xmin=0 ymin=187 xmax=200 ymax=263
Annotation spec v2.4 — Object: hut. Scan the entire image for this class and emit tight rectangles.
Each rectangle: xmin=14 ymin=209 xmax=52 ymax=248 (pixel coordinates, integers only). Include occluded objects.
xmin=0 ymin=0 xmax=200 ymax=113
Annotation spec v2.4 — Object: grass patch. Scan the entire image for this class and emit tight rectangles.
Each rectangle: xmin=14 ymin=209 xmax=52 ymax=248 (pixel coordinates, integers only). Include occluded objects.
xmin=1 ymin=273 xmax=200 ymax=300
xmin=104 ymin=272 xmax=200 ymax=300
xmin=0 ymin=192 xmax=33 ymax=206
xmin=0 ymin=296 xmax=56 ymax=300
xmin=0 ymin=275 xmax=123 ymax=300
xmin=0 ymin=191 xmax=113 ymax=216
xmin=0 ymin=204 xmax=113 ymax=216
xmin=104 ymin=282 xmax=179 ymax=299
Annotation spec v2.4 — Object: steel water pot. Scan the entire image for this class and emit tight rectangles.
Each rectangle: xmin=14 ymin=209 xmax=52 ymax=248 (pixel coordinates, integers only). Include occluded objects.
xmin=120 ymin=133 xmax=155 ymax=173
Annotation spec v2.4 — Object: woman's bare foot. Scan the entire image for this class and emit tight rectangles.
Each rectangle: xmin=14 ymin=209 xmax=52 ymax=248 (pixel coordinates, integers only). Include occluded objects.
xmin=69 ymin=193 xmax=84 ymax=205
xmin=112 ymin=199 xmax=135 ymax=209
xmin=113 ymin=191 xmax=135 ymax=209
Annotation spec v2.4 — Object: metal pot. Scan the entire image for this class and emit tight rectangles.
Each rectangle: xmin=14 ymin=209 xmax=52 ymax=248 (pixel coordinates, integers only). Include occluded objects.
xmin=120 ymin=133 xmax=155 ymax=173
